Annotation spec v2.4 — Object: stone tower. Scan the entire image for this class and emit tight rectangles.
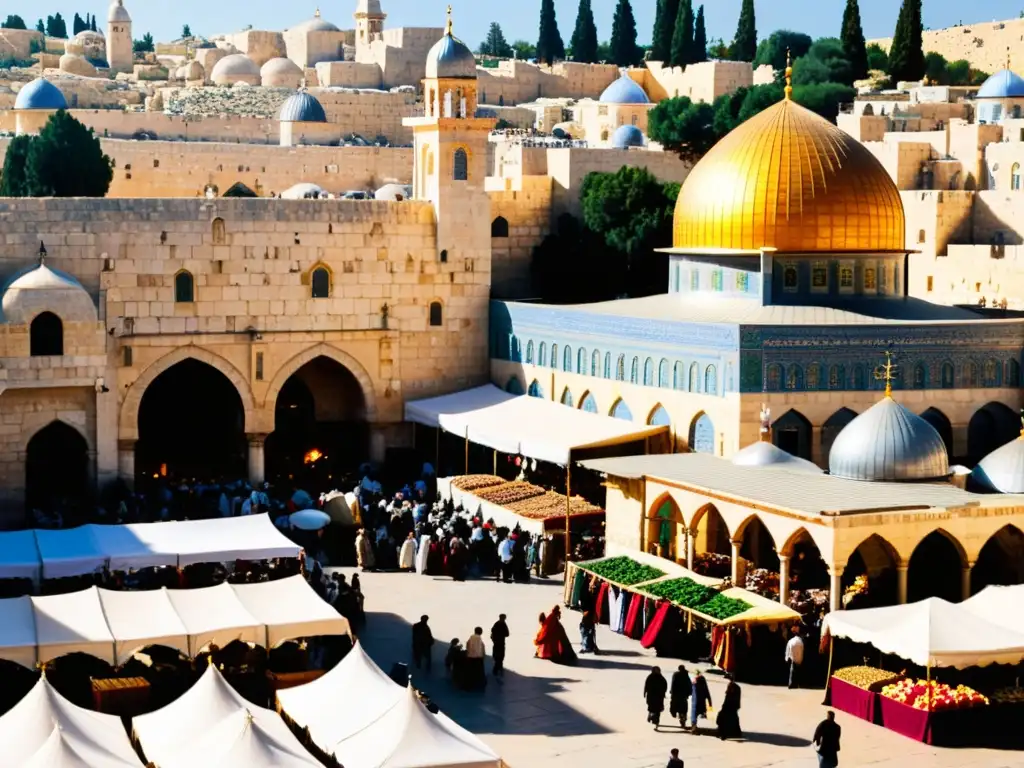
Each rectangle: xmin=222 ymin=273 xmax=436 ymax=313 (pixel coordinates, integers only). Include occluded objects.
xmin=353 ymin=0 xmax=386 ymax=59
xmin=106 ymin=0 xmax=133 ymax=74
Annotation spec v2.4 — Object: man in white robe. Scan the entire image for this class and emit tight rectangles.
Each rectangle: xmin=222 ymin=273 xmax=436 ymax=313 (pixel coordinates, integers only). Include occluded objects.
xmin=399 ymin=532 xmax=417 ymax=571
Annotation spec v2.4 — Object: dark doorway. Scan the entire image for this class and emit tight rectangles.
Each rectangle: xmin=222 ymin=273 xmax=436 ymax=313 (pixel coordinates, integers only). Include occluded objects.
xmin=136 ymin=359 xmax=246 ymax=482
xmin=26 ymin=421 xmax=89 ymax=515
xmin=772 ymin=409 xmax=812 ymax=460
xmin=908 ymin=530 xmax=964 ymax=603
xmin=920 ymin=407 xmax=953 ymax=461
xmin=266 ymin=356 xmax=368 ymax=489
xmin=972 ymin=525 xmax=1024 ymax=593
xmin=30 ymin=312 xmax=63 ymax=356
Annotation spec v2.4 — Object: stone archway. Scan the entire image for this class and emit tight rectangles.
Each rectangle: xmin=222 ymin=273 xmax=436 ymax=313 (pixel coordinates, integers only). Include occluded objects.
xmin=263 ymin=343 xmax=377 ymax=420
xmin=772 ymin=409 xmax=812 ymax=460
xmin=843 ymin=533 xmax=900 ymax=608
xmin=908 ymin=529 xmax=967 ymax=603
xmin=25 ymin=421 xmax=90 ymax=517
xmin=734 ymin=514 xmax=779 ymax=574
xmin=972 ymin=525 xmax=1024 ymax=593
xmin=689 ymin=503 xmax=731 ymax=576
xmin=646 ymin=494 xmax=683 ymax=562
xmin=821 ymin=407 xmax=857 ymax=467
xmin=967 ymin=402 xmax=1019 ymax=464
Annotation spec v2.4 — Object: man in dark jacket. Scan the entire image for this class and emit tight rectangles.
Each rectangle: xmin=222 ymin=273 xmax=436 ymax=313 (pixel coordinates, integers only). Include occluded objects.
xmin=643 ymin=666 xmax=668 ymax=730
xmin=490 ymin=614 xmax=509 ymax=678
xmin=666 ymin=748 xmax=684 ymax=768
xmin=812 ymin=710 xmax=841 ymax=768
xmin=412 ymin=615 xmax=435 ymax=671
xmin=669 ymin=665 xmax=691 ymax=727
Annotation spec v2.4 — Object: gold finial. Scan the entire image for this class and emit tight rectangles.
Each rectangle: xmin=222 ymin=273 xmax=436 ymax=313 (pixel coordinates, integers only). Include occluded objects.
xmin=784 ymin=48 xmax=793 ymax=101
xmin=445 ymin=5 xmax=453 ymax=36
xmin=873 ymin=350 xmax=898 ymax=398
xmin=314 ymin=7 xmax=320 ymax=17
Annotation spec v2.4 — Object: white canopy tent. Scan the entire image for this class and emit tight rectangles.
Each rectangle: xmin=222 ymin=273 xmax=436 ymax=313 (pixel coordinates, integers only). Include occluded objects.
xmin=165 ymin=515 xmax=302 ymax=566
xmin=229 ymin=575 xmax=350 ymax=648
xmin=133 ymin=665 xmax=319 ymax=768
xmin=89 ymin=524 xmax=178 ymax=572
xmin=0 ymin=596 xmax=37 ymax=669
xmin=164 ymin=582 xmax=264 ymax=655
xmin=0 ymin=530 xmax=42 ymax=582
xmin=961 ymin=584 xmax=1024 ymax=634
xmin=0 ymin=676 xmax=142 ymax=768
xmin=405 ymin=384 xmax=667 ymax=464
xmin=823 ymin=597 xmax=1024 ymax=669
xmin=97 ymin=588 xmax=190 ymax=665
xmin=32 ymin=588 xmax=116 ymax=666
xmin=33 ymin=528 xmax=106 ymax=581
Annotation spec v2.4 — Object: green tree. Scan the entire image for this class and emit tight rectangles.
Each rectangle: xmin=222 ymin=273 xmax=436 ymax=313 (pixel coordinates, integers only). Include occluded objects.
xmin=888 ymin=0 xmax=923 ymax=82
xmin=610 ymin=0 xmax=641 ymax=67
xmin=650 ymin=0 xmax=679 ymax=62
xmin=907 ymin=0 xmax=925 ymax=80
xmin=647 ymin=96 xmax=717 ymax=161
xmin=693 ymin=5 xmax=707 ymax=63
xmin=753 ymin=30 xmax=812 ymax=73
xmin=536 ymin=0 xmax=564 ymax=64
xmin=23 ymin=111 xmax=113 ymax=197
xmin=511 ymin=40 xmax=537 ymax=60
xmin=707 ymin=37 xmax=729 ymax=59
xmin=133 ymin=33 xmax=154 ymax=53
xmin=480 ymin=22 xmax=514 ymax=57
xmin=793 ymin=38 xmax=853 ymax=86
xmin=866 ymin=42 xmax=888 ymax=71
xmin=794 ymin=82 xmax=856 ymax=122
xmin=182 ymin=24 xmax=192 ymax=39
xmin=90 ymin=14 xmax=97 ymax=31
xmin=72 ymin=12 xmax=85 ymax=35
xmin=596 ymin=40 xmax=612 ymax=62
xmin=569 ymin=0 xmax=599 ymax=63
xmin=945 ymin=59 xmax=972 ymax=85
xmin=2 ymin=15 xmax=27 ymax=29
xmin=840 ymin=0 xmax=868 ymax=81
xmin=35 ymin=19 xmax=45 ymax=34
xmin=924 ymin=51 xmax=949 ymax=84
xmin=47 ymin=12 xmax=67 ymax=38
xmin=730 ymin=0 xmax=757 ymax=62
xmin=0 ymin=134 xmax=33 ymax=197
xmin=669 ymin=0 xmax=693 ymax=68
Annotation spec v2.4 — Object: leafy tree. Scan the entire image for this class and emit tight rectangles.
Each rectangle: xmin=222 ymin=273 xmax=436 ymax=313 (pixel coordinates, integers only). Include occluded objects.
xmin=133 ymin=33 xmax=155 ymax=53
xmin=23 ymin=111 xmax=113 ymax=197
xmin=945 ymin=59 xmax=972 ymax=86
xmin=596 ymin=40 xmax=612 ymax=62
xmin=0 ymin=134 xmax=33 ymax=197
xmin=480 ymin=22 xmax=514 ymax=57
xmin=569 ymin=0 xmax=599 ymax=63
xmin=182 ymin=24 xmax=192 ymax=39
xmin=669 ymin=0 xmax=693 ymax=68
xmin=969 ymin=68 xmax=990 ymax=85
xmin=840 ymin=0 xmax=868 ymax=81
xmin=730 ymin=0 xmax=757 ymax=62
xmin=888 ymin=0 xmax=923 ymax=82
xmin=693 ymin=5 xmax=707 ymax=63
xmin=650 ymin=0 xmax=679 ymax=62
xmin=924 ymin=51 xmax=949 ymax=84
xmin=647 ymin=96 xmax=717 ymax=161
xmin=793 ymin=38 xmax=853 ymax=86
xmin=866 ymin=42 xmax=888 ymax=71
xmin=753 ymin=30 xmax=812 ymax=73
xmin=906 ymin=0 xmax=925 ymax=80
xmin=72 ymin=12 xmax=85 ymax=35
xmin=45 ymin=13 xmax=67 ymax=38
xmin=2 ymin=15 xmax=27 ymax=30
xmin=610 ymin=0 xmax=641 ymax=67
xmin=794 ymin=82 xmax=856 ymax=122
xmin=536 ymin=0 xmax=564 ymax=64
xmin=35 ymin=19 xmax=45 ymax=34
xmin=511 ymin=40 xmax=537 ymax=60
xmin=707 ymin=37 xmax=728 ymax=59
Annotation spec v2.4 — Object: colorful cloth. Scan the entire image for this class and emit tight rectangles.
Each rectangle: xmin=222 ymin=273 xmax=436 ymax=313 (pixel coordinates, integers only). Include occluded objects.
xmin=607 ymin=587 xmax=624 ymax=633
xmin=595 ymin=581 xmax=610 ymax=624
xmin=624 ymin=592 xmax=643 ymax=639
xmin=534 ymin=612 xmax=578 ymax=665
xmin=641 ymin=601 xmax=670 ymax=649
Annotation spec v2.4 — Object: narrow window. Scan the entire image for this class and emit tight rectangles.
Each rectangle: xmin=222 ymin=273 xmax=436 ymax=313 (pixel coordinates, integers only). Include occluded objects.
xmin=491 ymin=216 xmax=509 ymax=237
xmin=174 ymin=270 xmax=194 ymax=303
xmin=30 ymin=312 xmax=63 ymax=356
xmin=429 ymin=301 xmax=443 ymax=327
xmin=311 ymin=266 xmax=331 ymax=298
xmin=255 ymin=352 xmax=264 ymax=381
xmin=453 ymin=148 xmax=468 ymax=181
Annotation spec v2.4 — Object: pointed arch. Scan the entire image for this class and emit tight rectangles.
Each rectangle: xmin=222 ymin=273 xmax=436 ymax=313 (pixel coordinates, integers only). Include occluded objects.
xmin=688 ymin=412 xmax=715 ymax=454
xmin=528 ymin=379 xmax=544 ymax=398
xmin=610 ymin=398 xmax=633 ymax=421
xmin=733 ymin=513 xmax=780 ymax=571
xmin=908 ymin=529 xmax=968 ymax=602
xmin=772 ymin=409 xmax=812 ymax=461
xmin=579 ymin=391 xmax=598 ymax=414
xmin=647 ymin=493 xmax=684 ymax=561
xmin=972 ymin=525 xmax=1024 ymax=592
xmin=689 ymin=503 xmax=731 ymax=563
xmin=688 ymin=362 xmax=700 ymax=393
xmin=919 ymin=407 xmax=953 ymax=459
xmin=560 ymin=387 xmax=574 ymax=407
xmin=647 ymin=404 xmax=671 ymax=426
xmin=505 ymin=376 xmax=524 ymax=395
xmin=968 ymin=402 xmax=1019 ymax=463
xmin=658 ymin=358 xmax=669 ymax=388
xmin=643 ymin=357 xmax=654 ymax=386
xmin=630 ymin=356 xmax=639 ymax=384
xmin=704 ymin=364 xmax=718 ymax=395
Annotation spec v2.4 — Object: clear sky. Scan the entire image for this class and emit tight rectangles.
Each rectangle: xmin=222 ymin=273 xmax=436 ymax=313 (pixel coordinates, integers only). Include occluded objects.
xmin=9 ymin=1 xmax=1024 ymax=52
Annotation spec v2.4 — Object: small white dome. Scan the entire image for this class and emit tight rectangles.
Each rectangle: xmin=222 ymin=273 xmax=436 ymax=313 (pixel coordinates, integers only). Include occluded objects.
xmin=1 ymin=262 xmax=97 ymax=324
xmin=972 ymin=434 xmax=1024 ymax=493
xmin=183 ymin=60 xmax=205 ymax=81
xmin=731 ymin=441 xmax=823 ymax=474
xmin=210 ymin=54 xmax=261 ymax=85
xmin=281 ymin=182 xmax=328 ymax=199
xmin=107 ymin=0 xmax=131 ymax=23
xmin=261 ymin=57 xmax=303 ymax=88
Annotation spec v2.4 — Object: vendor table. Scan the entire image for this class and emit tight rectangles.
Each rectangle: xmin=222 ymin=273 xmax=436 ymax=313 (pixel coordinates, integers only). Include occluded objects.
xmin=266 ymin=669 xmax=324 ymax=692
xmin=827 ymin=677 xmax=879 ymax=724
xmin=878 ymin=696 xmax=991 ymax=747
xmin=91 ymin=676 xmax=151 ymax=716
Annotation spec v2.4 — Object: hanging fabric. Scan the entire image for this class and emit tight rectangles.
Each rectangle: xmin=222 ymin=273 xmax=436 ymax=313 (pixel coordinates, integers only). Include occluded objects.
xmin=641 ymin=601 xmax=670 ymax=648
xmin=624 ymin=592 xmax=643 ymax=638
xmin=595 ymin=580 xmax=610 ymax=623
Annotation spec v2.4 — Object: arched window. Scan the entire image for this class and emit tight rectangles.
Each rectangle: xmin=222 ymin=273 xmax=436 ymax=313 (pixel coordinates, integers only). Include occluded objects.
xmin=174 ymin=270 xmax=194 ymax=303
xmin=853 ymin=364 xmax=867 ymax=390
xmin=610 ymin=399 xmax=633 ymax=421
xmin=1009 ymin=359 xmax=1021 ymax=387
xmin=643 ymin=358 xmax=654 ymax=386
xmin=913 ymin=363 xmax=927 ymax=389
xmin=528 ymin=380 xmax=544 ymax=398
xmin=963 ymin=361 xmax=978 ymax=387
xmin=580 ymin=392 xmax=598 ymax=413
xmin=550 ymin=343 xmax=559 ymax=369
xmin=786 ymin=365 xmax=803 ymax=391
xmin=648 ymin=405 xmax=671 ymax=426
xmin=491 ymin=216 xmax=509 ymax=237
xmin=212 ymin=217 xmax=226 ymax=245
xmin=704 ymin=365 xmax=718 ymax=394
xmin=616 ymin=355 xmax=625 ymax=381
xmin=30 ymin=312 xmax=63 ymax=356
xmin=630 ymin=357 xmax=639 ymax=384
xmin=526 ymin=340 xmax=535 ymax=364
xmin=674 ymin=361 xmax=685 ymax=390
xmin=766 ymin=363 xmax=782 ymax=391
xmin=1013 ymin=163 xmax=1022 ymax=191
xmin=688 ymin=362 xmax=700 ymax=392
xmin=604 ymin=352 xmax=612 ymax=378
xmin=311 ymin=266 xmax=331 ymax=298
xmin=428 ymin=301 xmax=443 ymax=327
xmin=806 ymin=363 xmax=821 ymax=390
xmin=917 ymin=229 xmax=926 ymax=244
xmin=941 ymin=361 xmax=955 ymax=389
xmin=563 ymin=345 xmax=572 ymax=372
xmin=452 ymin=148 xmax=468 ymax=181
xmin=658 ymin=359 xmax=669 ymax=388
xmin=828 ymin=364 xmax=845 ymax=390
xmin=538 ymin=342 xmax=547 ymax=367
xmin=591 ymin=350 xmax=600 ymax=376
xmin=577 ymin=348 xmax=586 ymax=374
xmin=506 ymin=377 xmax=524 ymax=395
xmin=984 ymin=359 xmax=1001 ymax=386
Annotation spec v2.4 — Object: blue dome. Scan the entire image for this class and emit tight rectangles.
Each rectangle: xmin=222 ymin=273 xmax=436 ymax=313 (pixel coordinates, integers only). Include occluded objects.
xmin=599 ymin=75 xmax=650 ymax=104
xmin=14 ymin=78 xmax=67 ymax=111
xmin=279 ymin=92 xmax=327 ymax=123
xmin=976 ymin=69 xmax=1024 ymax=99
xmin=611 ymin=124 xmax=645 ymax=148
xmin=425 ymin=31 xmax=476 ymax=79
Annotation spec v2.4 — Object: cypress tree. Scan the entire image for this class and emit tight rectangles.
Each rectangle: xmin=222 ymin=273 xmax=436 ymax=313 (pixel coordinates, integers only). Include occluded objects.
xmin=90 ymin=14 xmax=97 ymax=31
xmin=907 ymin=0 xmax=925 ymax=80
xmin=693 ymin=5 xmax=707 ymax=62
xmin=35 ymin=19 xmax=44 ymax=34
xmin=536 ymin=0 xmax=565 ymax=65
xmin=651 ymin=0 xmax=680 ymax=63
xmin=841 ymin=0 xmax=868 ymax=80
xmin=610 ymin=0 xmax=640 ymax=67
xmin=669 ymin=0 xmax=694 ymax=68
xmin=888 ymin=0 xmax=910 ymax=82
xmin=72 ymin=13 xmax=84 ymax=35
xmin=730 ymin=0 xmax=757 ymax=62
xmin=570 ymin=0 xmax=599 ymax=63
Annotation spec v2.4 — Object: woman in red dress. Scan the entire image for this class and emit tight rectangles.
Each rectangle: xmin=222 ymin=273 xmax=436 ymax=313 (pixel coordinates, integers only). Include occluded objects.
xmin=533 ymin=606 xmax=578 ymax=665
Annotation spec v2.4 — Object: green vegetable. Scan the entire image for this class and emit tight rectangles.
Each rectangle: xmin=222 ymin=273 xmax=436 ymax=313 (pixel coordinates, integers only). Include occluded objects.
xmin=581 ymin=556 xmax=665 ymax=586
xmin=640 ymin=578 xmax=717 ymax=608
xmin=699 ymin=593 xmax=752 ymax=620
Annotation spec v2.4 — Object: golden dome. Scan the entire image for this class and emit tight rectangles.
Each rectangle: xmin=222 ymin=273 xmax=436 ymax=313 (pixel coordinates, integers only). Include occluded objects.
xmin=672 ymin=98 xmax=906 ymax=253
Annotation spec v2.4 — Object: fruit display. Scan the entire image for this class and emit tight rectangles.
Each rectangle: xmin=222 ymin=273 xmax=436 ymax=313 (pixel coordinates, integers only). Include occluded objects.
xmin=451 ymin=475 xmax=505 ymax=492
xmin=881 ymin=679 xmax=989 ymax=711
xmin=640 ymin=577 xmax=718 ymax=608
xmin=745 ymin=568 xmax=780 ymax=599
xmin=833 ymin=666 xmax=904 ymax=692
xmin=991 ymin=686 xmax=1024 ymax=704
xmin=693 ymin=552 xmax=731 ymax=578
xmin=582 ymin=556 xmax=665 ymax=586
xmin=475 ymin=481 xmax=546 ymax=505
xmin=506 ymin=491 xmax=603 ymax=520
xmin=699 ymin=593 xmax=752 ymax=621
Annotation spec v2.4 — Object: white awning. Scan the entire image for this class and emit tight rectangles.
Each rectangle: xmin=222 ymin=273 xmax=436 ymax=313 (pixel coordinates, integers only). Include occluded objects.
xmin=164 ymin=583 xmax=263 ymax=655
xmin=164 ymin=515 xmax=302 ymax=566
xmin=33 ymin=528 xmax=106 ymax=580
xmin=32 ymin=588 xmax=116 ymax=666
xmin=961 ymin=584 xmax=1024 ymax=634
xmin=229 ymin=575 xmax=350 ymax=648
xmin=97 ymin=588 xmax=190 ymax=665
xmin=823 ymin=596 xmax=1024 ymax=668
xmin=0 ymin=596 xmax=38 ymax=668
xmin=405 ymin=384 xmax=667 ymax=464
xmin=89 ymin=524 xmax=179 ymax=572
xmin=0 ymin=531 xmax=42 ymax=582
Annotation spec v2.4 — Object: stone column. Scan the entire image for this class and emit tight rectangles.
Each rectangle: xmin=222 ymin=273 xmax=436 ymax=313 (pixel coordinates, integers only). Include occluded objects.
xmin=962 ymin=562 xmax=974 ymax=602
xmin=117 ymin=439 xmax=135 ymax=489
xmin=730 ymin=539 xmax=741 ymax=585
xmin=829 ymin=566 xmax=844 ymax=613
xmin=897 ymin=564 xmax=909 ymax=604
xmin=247 ymin=434 xmax=267 ymax=487
xmin=778 ymin=555 xmax=791 ymax=606
xmin=686 ymin=529 xmax=696 ymax=571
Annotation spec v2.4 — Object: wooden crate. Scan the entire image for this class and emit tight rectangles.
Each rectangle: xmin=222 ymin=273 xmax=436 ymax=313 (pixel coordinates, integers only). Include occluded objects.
xmin=91 ymin=677 xmax=151 ymax=716
xmin=266 ymin=669 xmax=325 ymax=692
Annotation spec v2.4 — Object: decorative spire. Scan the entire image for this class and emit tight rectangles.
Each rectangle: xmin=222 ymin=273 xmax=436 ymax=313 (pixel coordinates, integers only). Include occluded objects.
xmin=314 ymin=7 xmax=321 ymax=17
xmin=445 ymin=4 xmax=453 ymax=36
xmin=873 ymin=350 xmax=898 ymax=398
xmin=759 ymin=403 xmax=772 ymax=442
xmin=784 ymin=48 xmax=793 ymax=101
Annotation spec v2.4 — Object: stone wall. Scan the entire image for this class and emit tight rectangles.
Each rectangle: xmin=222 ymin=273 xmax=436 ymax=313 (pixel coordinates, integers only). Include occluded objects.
xmin=0 ymin=29 xmax=44 ymax=63
xmin=869 ymin=17 xmax=1024 ymax=76
xmin=488 ymin=176 xmax=553 ymax=298
xmin=315 ymin=61 xmax=384 ymax=89
xmin=220 ymin=30 xmax=287 ymax=66
xmin=0 ymin=75 xmax=143 ymax=112
xmin=476 ymin=61 xmax=619 ymax=106
xmin=637 ymin=60 xmax=753 ymax=105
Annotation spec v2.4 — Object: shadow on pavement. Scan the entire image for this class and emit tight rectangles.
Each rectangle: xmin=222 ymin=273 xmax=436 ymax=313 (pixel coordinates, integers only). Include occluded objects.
xmin=738 ymin=731 xmax=813 ymax=748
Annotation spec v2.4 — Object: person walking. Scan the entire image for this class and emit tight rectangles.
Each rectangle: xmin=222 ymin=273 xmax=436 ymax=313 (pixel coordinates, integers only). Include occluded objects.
xmin=411 ymin=615 xmax=435 ymax=671
xmin=812 ymin=711 xmax=842 ymax=768
xmin=669 ymin=664 xmax=691 ymax=727
xmin=496 ymin=535 xmax=514 ymax=583
xmin=666 ymin=748 xmax=684 ymax=768
xmin=490 ymin=614 xmax=509 ymax=679
xmin=579 ymin=609 xmax=599 ymax=654
xmin=716 ymin=674 xmax=742 ymax=740
xmin=689 ymin=670 xmax=712 ymax=734
xmin=465 ymin=626 xmax=487 ymax=690
xmin=643 ymin=666 xmax=668 ymax=731
xmin=786 ymin=628 xmax=805 ymax=689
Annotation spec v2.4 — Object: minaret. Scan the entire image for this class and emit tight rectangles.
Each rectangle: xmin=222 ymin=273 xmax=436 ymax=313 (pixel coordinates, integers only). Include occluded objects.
xmin=354 ymin=0 xmax=386 ymax=60
xmin=106 ymin=0 xmax=133 ymax=74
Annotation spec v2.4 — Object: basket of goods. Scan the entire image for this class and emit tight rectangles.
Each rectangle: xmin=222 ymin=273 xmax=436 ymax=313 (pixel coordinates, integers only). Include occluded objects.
xmin=744 ymin=568 xmax=779 ymax=599
xmin=476 ymin=481 xmax=546 ymax=505
xmin=452 ymin=475 xmax=505 ymax=492
xmin=506 ymin=492 xmax=603 ymax=520
xmin=583 ymin=556 xmax=665 ymax=586
xmin=881 ymin=679 xmax=989 ymax=711
xmin=693 ymin=552 xmax=731 ymax=578
xmin=834 ymin=666 xmax=904 ymax=692
xmin=699 ymin=592 xmax=752 ymax=621
xmin=991 ymin=686 xmax=1024 ymax=704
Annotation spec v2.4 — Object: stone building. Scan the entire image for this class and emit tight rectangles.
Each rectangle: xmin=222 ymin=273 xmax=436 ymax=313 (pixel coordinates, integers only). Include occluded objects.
xmin=105 ymin=0 xmax=133 ymax=75
xmin=572 ymin=75 xmax=655 ymax=147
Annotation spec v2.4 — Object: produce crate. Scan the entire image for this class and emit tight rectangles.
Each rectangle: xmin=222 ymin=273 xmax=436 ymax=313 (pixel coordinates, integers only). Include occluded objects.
xmin=266 ymin=669 xmax=325 ymax=691
xmin=91 ymin=676 xmax=151 ymax=716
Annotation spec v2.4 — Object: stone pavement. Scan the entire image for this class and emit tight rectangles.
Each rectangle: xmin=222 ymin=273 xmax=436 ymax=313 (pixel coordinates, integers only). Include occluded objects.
xmin=334 ymin=568 xmax=1021 ymax=768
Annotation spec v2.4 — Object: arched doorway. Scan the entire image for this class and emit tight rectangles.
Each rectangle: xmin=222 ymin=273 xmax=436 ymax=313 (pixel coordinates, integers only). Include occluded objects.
xmin=821 ymin=408 xmax=857 ymax=467
xmin=967 ymin=402 xmax=1018 ymax=464
xmin=691 ymin=503 xmax=730 ymax=576
xmin=919 ymin=407 xmax=953 ymax=461
xmin=843 ymin=533 xmax=899 ymax=608
xmin=689 ymin=412 xmax=715 ymax=454
xmin=266 ymin=356 xmax=368 ymax=487
xmin=772 ymin=409 xmax=812 ymax=460
xmin=737 ymin=515 xmax=779 ymax=575
xmin=25 ymin=422 xmax=89 ymax=516
xmin=972 ymin=525 xmax=1024 ymax=593
xmin=137 ymin=359 xmax=246 ymax=482
xmin=908 ymin=530 xmax=965 ymax=603
xmin=647 ymin=496 xmax=683 ymax=562
xmin=782 ymin=529 xmax=829 ymax=596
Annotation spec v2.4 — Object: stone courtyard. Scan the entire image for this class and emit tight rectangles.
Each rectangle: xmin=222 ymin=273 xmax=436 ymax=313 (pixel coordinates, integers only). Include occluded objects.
xmin=343 ymin=568 xmax=1021 ymax=768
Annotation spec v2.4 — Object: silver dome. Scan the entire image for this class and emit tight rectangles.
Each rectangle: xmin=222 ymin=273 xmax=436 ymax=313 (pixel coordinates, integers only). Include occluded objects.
xmin=972 ymin=434 xmax=1024 ymax=493
xmin=732 ymin=441 xmax=823 ymax=474
xmin=828 ymin=396 xmax=950 ymax=482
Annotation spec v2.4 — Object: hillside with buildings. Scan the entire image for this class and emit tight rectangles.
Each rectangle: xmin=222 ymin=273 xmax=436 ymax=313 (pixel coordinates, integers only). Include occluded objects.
xmin=870 ymin=15 xmax=1024 ymax=75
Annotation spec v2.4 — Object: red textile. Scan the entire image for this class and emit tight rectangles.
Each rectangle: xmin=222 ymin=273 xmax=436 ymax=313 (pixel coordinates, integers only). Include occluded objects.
xmin=829 ymin=677 xmax=879 ymax=724
xmin=640 ymin=601 xmax=670 ymax=648
xmin=879 ymin=696 xmax=932 ymax=744
xmin=624 ymin=592 xmax=643 ymax=638
xmin=594 ymin=581 xmax=610 ymax=624
xmin=534 ymin=612 xmax=578 ymax=664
